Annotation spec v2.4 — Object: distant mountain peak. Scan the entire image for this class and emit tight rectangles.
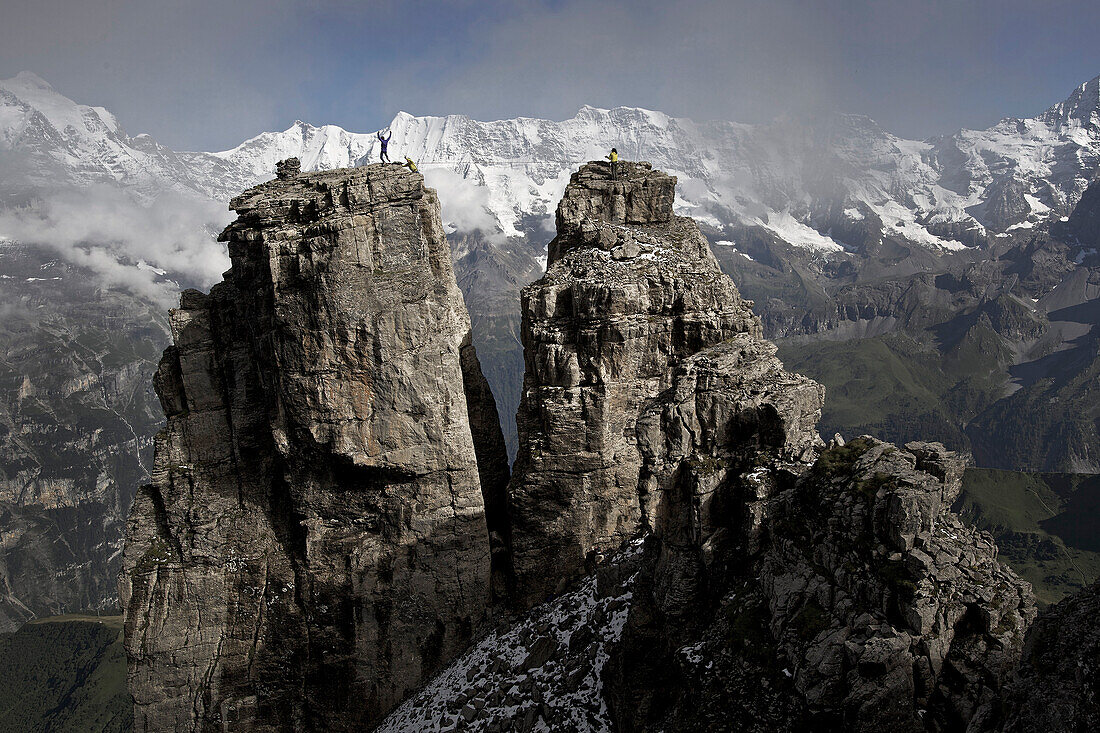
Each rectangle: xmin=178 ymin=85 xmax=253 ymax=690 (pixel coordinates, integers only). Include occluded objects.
xmin=6 ymin=71 xmax=55 ymax=91
xmin=1039 ymin=74 xmax=1100 ymax=129
xmin=5 ymin=70 xmax=1100 ymax=248
xmin=0 ymin=70 xmax=126 ymax=143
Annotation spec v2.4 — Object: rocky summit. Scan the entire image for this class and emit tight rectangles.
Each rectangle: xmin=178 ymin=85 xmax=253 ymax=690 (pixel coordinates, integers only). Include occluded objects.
xmin=506 ymin=163 xmax=1034 ymax=732
xmin=119 ymin=160 xmax=508 ymax=731
xmin=375 ymin=161 xmax=1040 ymax=733
xmin=508 ymin=161 xmax=764 ymax=606
xmin=124 ymin=158 xmax=1072 ymax=732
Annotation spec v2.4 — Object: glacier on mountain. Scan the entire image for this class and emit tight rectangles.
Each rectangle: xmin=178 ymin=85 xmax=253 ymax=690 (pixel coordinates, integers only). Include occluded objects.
xmin=2 ymin=71 xmax=1100 ymax=280
xmin=195 ymin=83 xmax=1098 ymax=257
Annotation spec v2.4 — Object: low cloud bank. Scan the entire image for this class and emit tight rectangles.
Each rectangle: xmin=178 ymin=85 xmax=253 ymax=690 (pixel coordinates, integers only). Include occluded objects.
xmin=422 ymin=167 xmax=508 ymax=242
xmin=0 ymin=171 xmax=514 ymax=308
xmin=0 ymin=184 xmax=231 ymax=307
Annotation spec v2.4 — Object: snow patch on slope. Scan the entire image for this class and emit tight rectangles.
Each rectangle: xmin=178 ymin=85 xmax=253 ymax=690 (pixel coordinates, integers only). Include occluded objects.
xmin=377 ymin=542 xmax=643 ymax=733
xmin=756 ymin=211 xmax=843 ymax=252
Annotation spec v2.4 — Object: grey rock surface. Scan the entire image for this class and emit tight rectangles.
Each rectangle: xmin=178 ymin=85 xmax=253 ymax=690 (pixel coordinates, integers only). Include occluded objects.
xmin=990 ymin=580 xmax=1100 ymax=732
xmin=119 ymin=161 xmax=506 ymax=731
xmin=761 ymin=438 xmax=1036 ymax=732
xmin=508 ymin=161 xmax=762 ymax=606
xmin=120 ymin=159 xmax=1046 ymax=733
xmin=982 ymin=176 xmax=1030 ymax=231
xmin=503 ymin=162 xmax=1035 ymax=732
xmin=608 ymin=434 xmax=1036 ymax=732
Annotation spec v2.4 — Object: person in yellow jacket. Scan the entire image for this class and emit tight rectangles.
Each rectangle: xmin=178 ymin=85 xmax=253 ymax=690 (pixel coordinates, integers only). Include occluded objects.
xmin=606 ymin=148 xmax=619 ymax=178
xmin=403 ymin=156 xmax=419 ymax=173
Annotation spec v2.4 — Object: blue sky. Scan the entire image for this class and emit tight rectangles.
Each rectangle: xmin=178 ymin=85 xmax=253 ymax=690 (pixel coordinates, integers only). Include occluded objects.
xmin=3 ymin=0 xmax=1099 ymax=150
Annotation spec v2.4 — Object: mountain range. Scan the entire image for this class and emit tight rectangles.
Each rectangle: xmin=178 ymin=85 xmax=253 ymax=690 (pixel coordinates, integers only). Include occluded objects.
xmin=7 ymin=69 xmax=1099 ymax=241
xmin=1 ymin=70 xmax=1100 ymax=627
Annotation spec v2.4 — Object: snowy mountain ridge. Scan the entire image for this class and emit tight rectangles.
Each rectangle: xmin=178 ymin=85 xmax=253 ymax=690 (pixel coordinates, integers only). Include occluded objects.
xmin=0 ymin=71 xmax=211 ymax=201
xmin=2 ymin=71 xmax=1100 ymax=266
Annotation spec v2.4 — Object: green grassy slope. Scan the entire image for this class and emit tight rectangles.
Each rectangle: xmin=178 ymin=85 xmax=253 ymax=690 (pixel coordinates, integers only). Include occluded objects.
xmin=956 ymin=469 xmax=1100 ymax=606
xmin=0 ymin=616 xmax=130 ymax=732
xmin=777 ymin=333 xmax=971 ymax=450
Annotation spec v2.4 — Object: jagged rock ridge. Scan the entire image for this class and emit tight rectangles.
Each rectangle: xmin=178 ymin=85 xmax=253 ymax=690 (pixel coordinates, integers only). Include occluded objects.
xmin=508 ymin=162 xmax=764 ymax=606
xmin=121 ymin=158 xmax=1055 ymax=732
xmin=119 ymin=160 xmax=508 ymax=730
xmin=378 ymin=162 xmax=1038 ymax=732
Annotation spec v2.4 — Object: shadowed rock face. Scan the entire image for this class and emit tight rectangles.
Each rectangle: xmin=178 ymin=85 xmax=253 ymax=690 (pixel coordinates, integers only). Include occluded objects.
xmin=507 ymin=161 xmax=763 ymax=607
xmin=760 ymin=439 xmax=1036 ymax=731
xmin=982 ymin=176 xmax=1030 ymax=231
xmin=119 ymin=161 xmax=507 ymax=731
xmin=607 ymin=437 xmax=1038 ymax=733
xmin=1067 ymin=177 xmax=1100 ymax=247
xmin=992 ymin=580 xmax=1100 ymax=732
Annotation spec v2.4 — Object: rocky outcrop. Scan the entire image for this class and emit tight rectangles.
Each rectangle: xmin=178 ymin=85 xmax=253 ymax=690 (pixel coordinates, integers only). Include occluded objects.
xmin=119 ymin=157 xmax=1044 ymax=733
xmin=499 ymin=161 xmax=1036 ymax=732
xmin=607 ymin=436 xmax=1036 ymax=733
xmin=991 ymin=580 xmax=1100 ymax=731
xmin=761 ymin=438 xmax=1036 ymax=731
xmin=636 ymin=335 xmax=824 ymax=546
xmin=508 ymin=161 xmax=762 ymax=606
xmin=119 ymin=160 xmax=507 ymax=731
xmin=982 ymin=176 xmax=1030 ymax=231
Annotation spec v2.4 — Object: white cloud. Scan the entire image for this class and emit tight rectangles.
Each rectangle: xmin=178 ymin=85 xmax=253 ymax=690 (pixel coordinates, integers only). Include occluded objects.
xmin=0 ymin=184 xmax=231 ymax=307
xmin=422 ymin=167 xmax=507 ymax=242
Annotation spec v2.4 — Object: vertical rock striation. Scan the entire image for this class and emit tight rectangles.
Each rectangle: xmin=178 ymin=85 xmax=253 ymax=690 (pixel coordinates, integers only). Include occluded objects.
xmin=119 ymin=160 xmax=507 ymax=731
xmin=508 ymin=161 xmax=762 ymax=605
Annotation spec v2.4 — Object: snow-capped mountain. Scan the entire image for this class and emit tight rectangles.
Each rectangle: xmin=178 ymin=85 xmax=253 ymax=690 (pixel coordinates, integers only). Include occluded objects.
xmin=4 ymin=70 xmax=1100 ymax=259
xmin=206 ymin=79 xmax=1100 ymax=253
xmin=0 ymin=71 xmax=211 ymax=201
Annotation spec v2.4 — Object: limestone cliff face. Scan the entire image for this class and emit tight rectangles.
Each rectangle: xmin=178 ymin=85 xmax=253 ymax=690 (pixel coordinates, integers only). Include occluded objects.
xmin=119 ymin=161 xmax=507 ymax=731
xmin=121 ymin=158 xmax=1043 ymax=733
xmin=508 ymin=161 xmax=763 ymax=605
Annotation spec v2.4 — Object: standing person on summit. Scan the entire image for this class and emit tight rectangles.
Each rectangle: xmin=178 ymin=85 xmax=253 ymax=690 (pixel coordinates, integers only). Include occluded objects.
xmin=377 ymin=129 xmax=392 ymax=163
xmin=607 ymin=148 xmax=619 ymax=179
